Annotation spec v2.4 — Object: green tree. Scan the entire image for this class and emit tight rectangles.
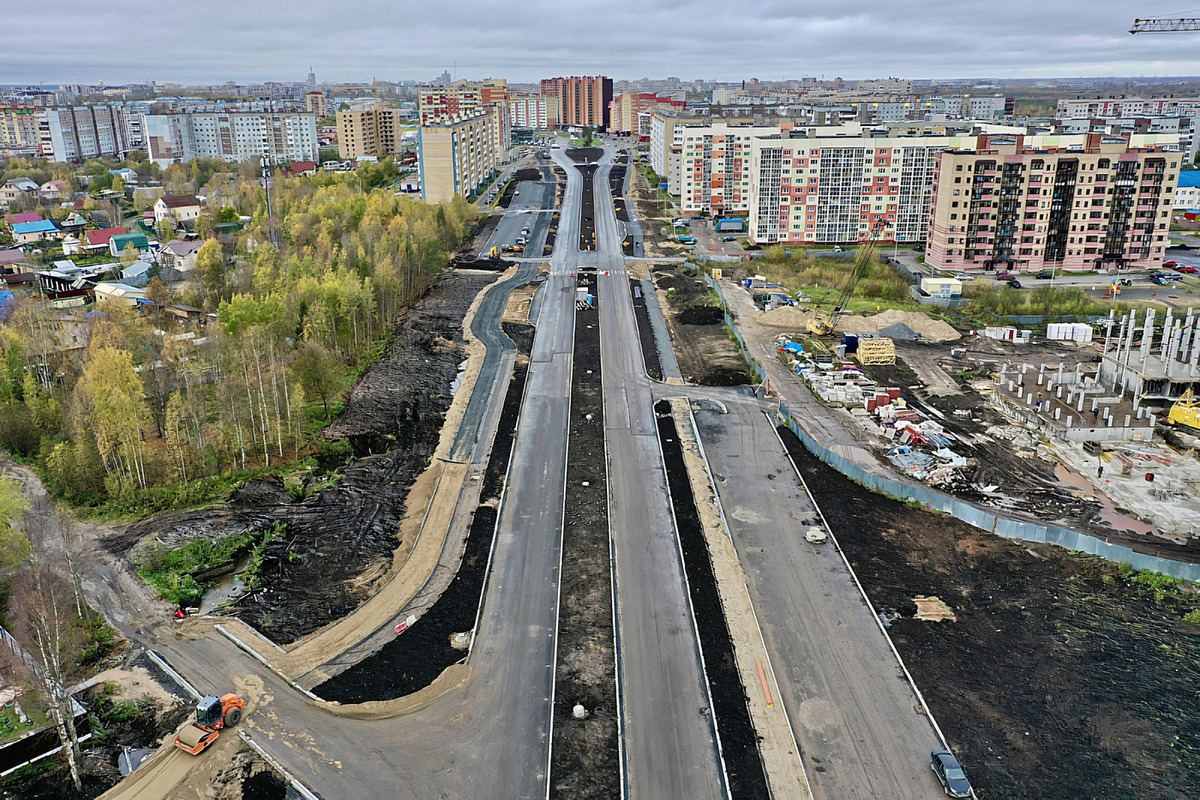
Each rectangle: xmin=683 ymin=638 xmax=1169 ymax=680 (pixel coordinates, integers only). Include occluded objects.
xmin=119 ymin=243 xmax=140 ymax=267
xmin=110 ymin=175 xmax=125 ymax=197
xmin=77 ymin=347 xmax=149 ymax=492
xmin=0 ymin=472 xmax=30 ymax=571
xmin=292 ymin=341 xmax=341 ymax=421
xmin=194 ymin=239 xmax=225 ymax=308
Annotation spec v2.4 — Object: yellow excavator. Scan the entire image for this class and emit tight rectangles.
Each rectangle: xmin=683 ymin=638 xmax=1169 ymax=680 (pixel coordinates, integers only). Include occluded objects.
xmin=1168 ymin=389 xmax=1200 ymax=431
xmin=806 ymin=221 xmax=886 ymax=336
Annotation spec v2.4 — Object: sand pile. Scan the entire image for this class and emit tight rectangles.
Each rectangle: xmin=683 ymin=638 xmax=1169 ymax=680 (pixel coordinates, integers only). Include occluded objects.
xmin=837 ymin=309 xmax=960 ymax=341
xmin=758 ymin=306 xmax=814 ymax=329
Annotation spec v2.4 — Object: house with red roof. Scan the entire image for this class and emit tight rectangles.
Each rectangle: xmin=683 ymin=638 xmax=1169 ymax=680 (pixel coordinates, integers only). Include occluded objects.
xmin=5 ymin=211 xmax=43 ymax=227
xmin=286 ymin=161 xmax=318 ymax=177
xmin=84 ymin=227 xmax=128 ymax=252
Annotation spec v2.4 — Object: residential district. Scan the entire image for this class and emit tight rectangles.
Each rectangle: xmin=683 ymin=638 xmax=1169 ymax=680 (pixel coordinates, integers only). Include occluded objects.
xmin=0 ymin=67 xmax=1198 ymax=800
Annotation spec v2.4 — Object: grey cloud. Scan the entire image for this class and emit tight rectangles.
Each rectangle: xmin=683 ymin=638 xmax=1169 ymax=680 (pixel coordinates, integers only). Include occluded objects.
xmin=1 ymin=0 xmax=1197 ymax=85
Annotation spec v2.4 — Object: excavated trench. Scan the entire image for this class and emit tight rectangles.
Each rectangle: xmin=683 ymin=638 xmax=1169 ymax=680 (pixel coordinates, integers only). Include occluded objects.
xmin=314 ymin=358 xmax=528 ymax=702
xmin=655 ymin=401 xmax=769 ymax=799
xmin=549 ymin=270 xmax=619 ymax=799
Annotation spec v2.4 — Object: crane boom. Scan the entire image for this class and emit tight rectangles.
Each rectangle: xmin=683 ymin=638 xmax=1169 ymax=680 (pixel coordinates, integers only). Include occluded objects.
xmin=1130 ymin=17 xmax=1200 ymax=33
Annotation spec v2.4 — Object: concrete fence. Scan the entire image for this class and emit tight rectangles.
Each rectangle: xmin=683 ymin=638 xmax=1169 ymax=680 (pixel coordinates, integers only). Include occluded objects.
xmin=703 ymin=273 xmax=1200 ymax=582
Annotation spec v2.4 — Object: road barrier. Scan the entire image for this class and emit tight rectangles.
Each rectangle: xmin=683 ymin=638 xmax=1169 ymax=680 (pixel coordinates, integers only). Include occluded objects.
xmin=703 ymin=274 xmax=1200 ymax=583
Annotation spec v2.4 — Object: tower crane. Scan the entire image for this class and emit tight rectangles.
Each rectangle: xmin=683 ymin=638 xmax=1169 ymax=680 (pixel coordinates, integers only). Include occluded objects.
xmin=806 ymin=220 xmax=887 ymax=336
xmin=1130 ymin=17 xmax=1200 ymax=33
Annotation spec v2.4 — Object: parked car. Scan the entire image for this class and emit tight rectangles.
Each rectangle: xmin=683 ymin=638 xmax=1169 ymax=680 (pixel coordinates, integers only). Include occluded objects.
xmin=931 ymin=750 xmax=972 ymax=798
xmin=1153 ymin=276 xmax=1172 ymax=286
xmin=913 ymin=243 xmax=925 ymax=252
xmin=720 ymin=236 xmax=737 ymax=242
xmin=1007 ymin=279 xmax=1023 ymax=289
xmin=1035 ymin=271 xmax=1054 ymax=279
xmin=1162 ymin=260 xmax=1178 ymax=267
xmin=953 ymin=273 xmax=974 ymax=280
xmin=1179 ymin=265 xmax=1199 ymax=273
xmin=994 ymin=271 xmax=1017 ymax=281
xmin=832 ymin=245 xmax=843 ymax=252
xmin=1114 ymin=277 xmax=1133 ymax=286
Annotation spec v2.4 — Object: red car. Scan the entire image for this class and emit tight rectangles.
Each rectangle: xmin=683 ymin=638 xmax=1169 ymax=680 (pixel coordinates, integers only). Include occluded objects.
xmin=1179 ymin=266 xmax=1199 ymax=273
xmin=1162 ymin=260 xmax=1178 ymax=267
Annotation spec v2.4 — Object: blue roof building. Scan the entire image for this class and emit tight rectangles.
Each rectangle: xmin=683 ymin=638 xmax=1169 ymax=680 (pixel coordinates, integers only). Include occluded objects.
xmin=12 ymin=219 xmax=60 ymax=243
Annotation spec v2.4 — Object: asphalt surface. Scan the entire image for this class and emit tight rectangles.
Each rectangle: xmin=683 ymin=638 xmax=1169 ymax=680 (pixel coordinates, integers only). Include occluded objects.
xmin=485 ymin=165 xmax=557 ymax=259
xmin=692 ymin=398 xmax=946 ymax=799
xmin=578 ymin=147 xmax=727 ymax=799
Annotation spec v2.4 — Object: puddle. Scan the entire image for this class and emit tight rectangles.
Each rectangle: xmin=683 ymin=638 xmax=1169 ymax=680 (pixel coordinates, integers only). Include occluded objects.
xmin=199 ymin=554 xmax=253 ymax=614
xmin=1054 ymin=464 xmax=1162 ymax=538
xmin=449 ymin=359 xmax=468 ymax=395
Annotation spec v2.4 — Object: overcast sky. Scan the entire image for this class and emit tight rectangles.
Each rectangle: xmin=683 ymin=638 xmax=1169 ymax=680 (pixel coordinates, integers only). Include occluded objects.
xmin=4 ymin=0 xmax=1200 ymax=86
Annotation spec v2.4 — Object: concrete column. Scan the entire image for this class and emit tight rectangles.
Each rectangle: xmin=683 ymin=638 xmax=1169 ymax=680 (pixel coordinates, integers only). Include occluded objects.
xmin=1066 ymin=416 xmax=1073 ymax=427
xmin=1017 ymin=386 xmax=1024 ymax=399
xmin=1056 ymin=386 xmax=1063 ymax=399
xmin=1124 ymin=414 xmax=1131 ymax=428
xmin=1077 ymin=394 xmax=1085 ymax=412
xmin=1054 ymin=407 xmax=1061 ymax=420
xmin=1037 ymin=374 xmax=1044 ymax=386
xmin=1141 ymin=307 xmax=1155 ymax=363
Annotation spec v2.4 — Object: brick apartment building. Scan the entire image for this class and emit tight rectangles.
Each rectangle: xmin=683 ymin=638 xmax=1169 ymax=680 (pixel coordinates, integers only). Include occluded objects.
xmin=418 ymin=80 xmax=509 ymax=126
xmin=509 ymin=95 xmax=559 ymax=129
xmin=541 ymin=76 xmax=613 ymax=129
xmin=926 ymin=134 xmax=1179 ymax=273
xmin=419 ymin=111 xmax=501 ymax=203
xmin=608 ymin=93 xmax=686 ymax=137
xmin=336 ymin=107 xmax=413 ymax=158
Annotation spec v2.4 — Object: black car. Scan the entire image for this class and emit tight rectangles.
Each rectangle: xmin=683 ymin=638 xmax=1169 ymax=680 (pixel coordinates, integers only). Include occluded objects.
xmin=720 ymin=236 xmax=737 ymax=242
xmin=1035 ymin=271 xmax=1053 ymax=279
xmin=931 ymin=750 xmax=972 ymax=798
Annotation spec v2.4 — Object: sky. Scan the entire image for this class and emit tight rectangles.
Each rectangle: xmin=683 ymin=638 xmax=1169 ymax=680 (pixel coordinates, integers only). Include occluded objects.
xmin=4 ymin=0 xmax=1200 ymax=86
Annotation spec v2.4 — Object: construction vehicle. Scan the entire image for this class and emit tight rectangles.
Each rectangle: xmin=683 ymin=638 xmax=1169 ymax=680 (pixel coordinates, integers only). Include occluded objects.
xmin=488 ymin=245 xmax=499 ymax=258
xmin=806 ymin=221 xmax=886 ymax=336
xmin=174 ymin=693 xmax=245 ymax=755
xmin=1167 ymin=389 xmax=1200 ymax=431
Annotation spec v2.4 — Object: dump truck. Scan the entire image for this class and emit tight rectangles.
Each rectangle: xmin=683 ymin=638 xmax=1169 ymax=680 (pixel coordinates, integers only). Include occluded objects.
xmin=174 ymin=693 xmax=245 ymax=755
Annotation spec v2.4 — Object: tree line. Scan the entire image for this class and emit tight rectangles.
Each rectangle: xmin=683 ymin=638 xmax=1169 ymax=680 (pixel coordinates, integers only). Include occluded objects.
xmin=0 ymin=167 xmax=478 ymax=509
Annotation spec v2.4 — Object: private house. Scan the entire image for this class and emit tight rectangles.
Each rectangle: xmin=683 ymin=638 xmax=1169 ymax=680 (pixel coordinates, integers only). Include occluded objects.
xmin=286 ymin=161 xmax=318 ymax=177
xmin=156 ymin=240 xmax=204 ymax=272
xmin=108 ymin=168 xmax=138 ymax=185
xmin=12 ymin=219 xmax=61 ymax=244
xmin=153 ymin=195 xmax=202 ymax=226
xmin=109 ymin=232 xmax=150 ymax=257
xmin=120 ymin=261 xmax=153 ymax=286
xmin=6 ymin=211 xmax=42 ymax=227
xmin=84 ymin=227 xmax=128 ymax=253
xmin=61 ymin=236 xmax=83 ymax=256
xmin=93 ymin=282 xmax=148 ymax=307
xmin=0 ymin=178 xmax=39 ymax=207
xmin=0 ymin=249 xmax=29 ymax=270
xmin=39 ymin=180 xmax=70 ymax=201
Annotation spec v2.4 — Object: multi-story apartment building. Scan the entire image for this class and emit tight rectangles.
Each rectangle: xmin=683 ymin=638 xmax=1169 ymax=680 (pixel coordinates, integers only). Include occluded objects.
xmin=747 ymin=131 xmax=972 ymax=245
xmin=541 ymin=76 xmax=613 ymax=129
xmin=926 ymin=134 xmax=1179 ymax=272
xmin=306 ymin=91 xmax=329 ymax=119
xmin=0 ymin=106 xmax=40 ymax=148
xmin=1057 ymin=97 xmax=1200 ymax=119
xmin=419 ymin=111 xmax=500 ymax=203
xmin=509 ymin=95 xmax=558 ymax=129
xmin=418 ymin=80 xmax=508 ymax=125
xmin=649 ymin=111 xmax=707 ymax=193
xmin=336 ymin=107 xmax=413 ymax=158
xmin=39 ymin=105 xmax=130 ymax=161
xmin=608 ymin=93 xmax=686 ymax=136
xmin=1055 ymin=116 xmax=1197 ymax=162
xmin=143 ymin=112 xmax=318 ymax=165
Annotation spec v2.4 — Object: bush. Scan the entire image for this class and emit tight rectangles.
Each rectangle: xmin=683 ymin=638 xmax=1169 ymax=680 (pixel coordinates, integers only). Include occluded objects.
xmin=135 ymin=529 xmax=262 ymax=607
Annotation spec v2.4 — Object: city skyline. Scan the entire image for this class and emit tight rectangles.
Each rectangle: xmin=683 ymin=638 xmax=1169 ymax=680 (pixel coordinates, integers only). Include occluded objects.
xmin=3 ymin=0 xmax=1199 ymax=86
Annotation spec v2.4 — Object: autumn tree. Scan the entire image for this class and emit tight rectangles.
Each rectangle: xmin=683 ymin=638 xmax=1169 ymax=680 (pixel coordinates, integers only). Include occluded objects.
xmin=77 ymin=347 xmax=149 ymax=493
xmin=194 ymin=239 xmax=225 ymax=309
xmin=292 ymin=342 xmax=341 ymax=421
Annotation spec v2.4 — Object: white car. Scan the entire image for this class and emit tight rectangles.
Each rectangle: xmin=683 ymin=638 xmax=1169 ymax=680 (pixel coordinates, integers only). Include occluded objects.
xmin=953 ymin=273 xmax=974 ymax=280
xmin=805 ymin=527 xmax=828 ymax=544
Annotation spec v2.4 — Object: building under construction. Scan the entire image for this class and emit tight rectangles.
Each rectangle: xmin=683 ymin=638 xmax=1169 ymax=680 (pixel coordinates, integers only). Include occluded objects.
xmin=1098 ymin=307 xmax=1200 ymax=405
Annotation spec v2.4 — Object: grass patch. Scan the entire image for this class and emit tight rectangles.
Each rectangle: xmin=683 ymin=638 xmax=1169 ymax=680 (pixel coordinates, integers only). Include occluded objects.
xmin=751 ymin=250 xmax=916 ymax=314
xmin=0 ymin=702 xmax=46 ymax=746
xmin=963 ymin=282 xmax=1123 ymax=318
xmin=135 ymin=522 xmax=285 ymax=607
xmin=78 ymin=466 xmax=276 ymax=521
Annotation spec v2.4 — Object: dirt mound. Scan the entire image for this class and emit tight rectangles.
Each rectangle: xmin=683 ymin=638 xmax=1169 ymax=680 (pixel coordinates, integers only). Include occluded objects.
xmin=839 ymin=309 xmax=960 ymax=341
xmin=758 ymin=306 xmax=813 ymax=329
xmin=879 ymin=322 xmax=919 ymax=340
xmin=678 ymin=305 xmax=724 ymax=325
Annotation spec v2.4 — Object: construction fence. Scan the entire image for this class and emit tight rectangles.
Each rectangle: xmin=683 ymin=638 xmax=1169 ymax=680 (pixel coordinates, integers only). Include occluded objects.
xmin=702 ymin=272 xmax=1200 ymax=582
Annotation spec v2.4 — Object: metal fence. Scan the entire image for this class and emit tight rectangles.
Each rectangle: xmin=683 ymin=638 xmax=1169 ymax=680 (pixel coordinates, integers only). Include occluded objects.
xmin=703 ymin=273 xmax=1200 ymax=582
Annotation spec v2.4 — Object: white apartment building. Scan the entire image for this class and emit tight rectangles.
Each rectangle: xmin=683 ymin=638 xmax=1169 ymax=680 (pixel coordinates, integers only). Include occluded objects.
xmin=649 ymin=111 xmax=706 ymax=193
xmin=419 ymin=111 xmax=501 ymax=203
xmin=1056 ymin=116 xmax=1197 ymax=162
xmin=509 ymin=96 xmax=557 ymax=129
xmin=143 ymin=112 xmax=318 ymax=165
xmin=1057 ymin=97 xmax=1200 ymax=119
xmin=39 ymin=105 xmax=130 ymax=161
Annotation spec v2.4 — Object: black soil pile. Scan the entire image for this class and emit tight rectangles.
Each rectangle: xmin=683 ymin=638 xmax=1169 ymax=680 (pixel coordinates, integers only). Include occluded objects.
xmin=551 ymin=270 xmax=619 ymax=799
xmin=628 ymin=279 xmax=663 ymax=380
xmin=777 ymin=425 xmax=1200 ymax=799
xmin=576 ymin=163 xmax=598 ymax=251
xmin=501 ymin=321 xmax=536 ymax=357
xmin=655 ymin=267 xmax=749 ymax=386
xmin=544 ymin=212 xmax=560 ymax=257
xmin=110 ymin=270 xmax=498 ymax=644
xmin=567 ymin=147 xmax=603 ymax=164
xmin=679 ymin=306 xmax=724 ymax=325
xmin=315 ymin=362 xmax=528 ymax=702
xmin=655 ymin=401 xmax=769 ymax=798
